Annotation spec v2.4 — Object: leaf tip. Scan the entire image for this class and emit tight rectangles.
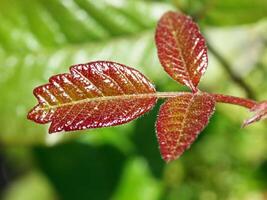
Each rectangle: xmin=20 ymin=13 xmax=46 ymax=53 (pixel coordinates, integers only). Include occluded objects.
xmin=242 ymin=101 xmax=267 ymax=128
xmin=242 ymin=116 xmax=260 ymax=128
xmin=162 ymin=153 xmax=182 ymax=163
xmin=241 ymin=121 xmax=250 ymax=128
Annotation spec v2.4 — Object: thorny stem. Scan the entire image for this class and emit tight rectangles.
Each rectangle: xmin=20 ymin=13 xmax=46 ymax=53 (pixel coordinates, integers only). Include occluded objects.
xmin=156 ymin=92 xmax=257 ymax=109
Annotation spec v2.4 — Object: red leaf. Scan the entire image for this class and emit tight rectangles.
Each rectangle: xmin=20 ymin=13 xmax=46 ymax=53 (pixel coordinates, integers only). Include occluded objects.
xmin=243 ymin=101 xmax=267 ymax=127
xmin=155 ymin=11 xmax=208 ymax=92
xmin=28 ymin=61 xmax=157 ymax=133
xmin=156 ymin=92 xmax=215 ymax=162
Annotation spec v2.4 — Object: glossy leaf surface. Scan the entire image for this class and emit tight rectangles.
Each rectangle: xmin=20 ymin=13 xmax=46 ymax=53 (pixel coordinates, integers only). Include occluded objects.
xmin=243 ymin=101 xmax=267 ymax=127
xmin=156 ymin=92 xmax=215 ymax=162
xmin=0 ymin=0 xmax=172 ymax=144
xmin=155 ymin=11 xmax=208 ymax=92
xmin=28 ymin=61 xmax=157 ymax=133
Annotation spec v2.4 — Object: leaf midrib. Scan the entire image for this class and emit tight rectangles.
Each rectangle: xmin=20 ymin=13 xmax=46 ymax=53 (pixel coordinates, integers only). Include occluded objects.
xmin=38 ymin=91 xmax=191 ymax=111
xmin=168 ymin=18 xmax=194 ymax=88
xmin=176 ymin=94 xmax=195 ymax=147
xmin=38 ymin=92 xmax=157 ymax=111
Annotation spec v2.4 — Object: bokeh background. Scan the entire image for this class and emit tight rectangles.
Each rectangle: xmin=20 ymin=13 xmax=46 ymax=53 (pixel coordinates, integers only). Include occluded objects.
xmin=0 ymin=0 xmax=267 ymax=199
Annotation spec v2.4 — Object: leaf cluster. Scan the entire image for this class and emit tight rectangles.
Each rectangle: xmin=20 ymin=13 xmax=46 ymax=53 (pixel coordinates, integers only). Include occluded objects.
xmin=28 ymin=10 xmax=267 ymax=162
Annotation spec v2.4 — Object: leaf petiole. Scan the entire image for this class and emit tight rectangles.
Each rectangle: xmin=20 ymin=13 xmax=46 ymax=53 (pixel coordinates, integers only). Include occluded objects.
xmin=155 ymin=92 xmax=257 ymax=109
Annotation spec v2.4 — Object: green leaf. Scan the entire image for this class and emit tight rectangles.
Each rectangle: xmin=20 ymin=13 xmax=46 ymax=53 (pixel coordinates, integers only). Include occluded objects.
xmin=33 ymin=142 xmax=127 ymax=200
xmin=174 ymin=0 xmax=267 ymax=26
xmin=0 ymin=0 xmax=173 ymax=145
xmin=111 ymin=158 xmax=162 ymax=200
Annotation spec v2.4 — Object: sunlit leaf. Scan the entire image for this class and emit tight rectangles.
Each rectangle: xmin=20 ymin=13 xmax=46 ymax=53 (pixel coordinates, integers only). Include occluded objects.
xmin=28 ymin=61 xmax=157 ymax=133
xmin=156 ymin=92 xmax=215 ymax=162
xmin=155 ymin=11 xmax=208 ymax=92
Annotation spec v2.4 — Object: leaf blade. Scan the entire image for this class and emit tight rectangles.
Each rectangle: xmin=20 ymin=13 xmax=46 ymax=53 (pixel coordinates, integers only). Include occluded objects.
xmin=0 ymin=0 xmax=173 ymax=145
xmin=156 ymin=92 xmax=215 ymax=162
xmin=155 ymin=11 xmax=208 ymax=92
xmin=28 ymin=61 xmax=157 ymax=133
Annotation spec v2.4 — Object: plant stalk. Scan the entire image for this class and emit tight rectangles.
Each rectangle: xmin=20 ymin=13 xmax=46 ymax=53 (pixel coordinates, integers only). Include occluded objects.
xmin=156 ymin=92 xmax=257 ymax=109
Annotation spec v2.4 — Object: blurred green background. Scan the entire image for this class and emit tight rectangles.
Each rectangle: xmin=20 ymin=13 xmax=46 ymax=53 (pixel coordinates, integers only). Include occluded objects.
xmin=0 ymin=0 xmax=267 ymax=199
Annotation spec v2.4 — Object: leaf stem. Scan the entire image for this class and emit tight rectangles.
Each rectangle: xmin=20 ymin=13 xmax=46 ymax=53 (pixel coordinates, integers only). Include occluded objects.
xmin=155 ymin=92 xmax=257 ymax=109
xmin=211 ymin=93 xmax=257 ymax=109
